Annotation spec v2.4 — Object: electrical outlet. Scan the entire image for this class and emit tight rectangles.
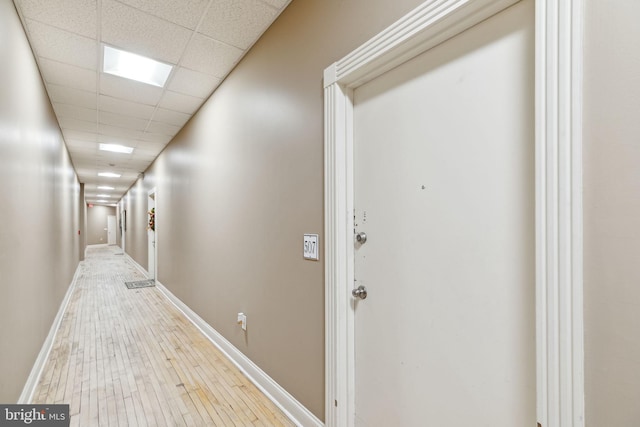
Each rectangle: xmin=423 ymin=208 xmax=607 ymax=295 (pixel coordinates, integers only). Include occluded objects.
xmin=237 ymin=312 xmax=247 ymax=331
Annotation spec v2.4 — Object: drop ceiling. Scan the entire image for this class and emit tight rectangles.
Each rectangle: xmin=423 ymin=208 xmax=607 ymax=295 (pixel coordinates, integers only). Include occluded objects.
xmin=13 ymin=0 xmax=290 ymax=205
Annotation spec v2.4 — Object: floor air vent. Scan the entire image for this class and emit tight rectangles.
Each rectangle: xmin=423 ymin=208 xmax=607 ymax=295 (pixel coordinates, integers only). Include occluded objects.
xmin=124 ymin=279 xmax=155 ymax=289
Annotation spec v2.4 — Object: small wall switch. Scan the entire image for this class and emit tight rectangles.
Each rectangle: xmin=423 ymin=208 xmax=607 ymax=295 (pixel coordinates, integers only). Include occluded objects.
xmin=237 ymin=312 xmax=247 ymax=331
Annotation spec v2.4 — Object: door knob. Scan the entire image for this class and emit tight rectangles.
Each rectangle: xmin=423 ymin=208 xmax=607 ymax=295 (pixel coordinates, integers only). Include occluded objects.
xmin=355 ymin=232 xmax=367 ymax=244
xmin=352 ymin=285 xmax=367 ymax=300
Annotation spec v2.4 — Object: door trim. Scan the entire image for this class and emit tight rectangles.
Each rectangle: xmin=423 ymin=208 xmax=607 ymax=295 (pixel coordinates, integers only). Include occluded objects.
xmin=322 ymin=0 xmax=584 ymax=426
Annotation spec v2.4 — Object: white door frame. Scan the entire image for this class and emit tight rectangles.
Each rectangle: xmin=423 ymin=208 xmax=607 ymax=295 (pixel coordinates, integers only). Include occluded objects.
xmin=322 ymin=1 xmax=584 ymax=426
xmin=148 ymin=188 xmax=157 ymax=280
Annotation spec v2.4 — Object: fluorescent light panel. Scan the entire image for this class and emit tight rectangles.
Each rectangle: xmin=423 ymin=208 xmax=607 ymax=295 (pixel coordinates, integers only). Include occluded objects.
xmin=100 ymin=143 xmax=134 ymax=154
xmin=96 ymin=194 xmax=111 ymax=198
xmin=97 ymin=186 xmax=114 ymax=190
xmin=103 ymin=45 xmax=172 ymax=87
xmin=96 ymin=200 xmax=108 ymax=203
xmin=98 ymin=172 xmax=121 ymax=178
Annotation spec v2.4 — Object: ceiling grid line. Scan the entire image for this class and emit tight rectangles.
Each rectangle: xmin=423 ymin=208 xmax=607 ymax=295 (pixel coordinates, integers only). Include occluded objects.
xmin=13 ymin=0 xmax=292 ymax=204
xmin=142 ymin=0 xmax=214 ymax=135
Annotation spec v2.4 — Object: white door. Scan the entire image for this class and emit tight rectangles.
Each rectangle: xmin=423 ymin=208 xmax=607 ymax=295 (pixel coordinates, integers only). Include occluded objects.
xmin=107 ymin=215 xmax=116 ymax=245
xmin=148 ymin=192 xmax=156 ymax=280
xmin=353 ymin=1 xmax=535 ymax=425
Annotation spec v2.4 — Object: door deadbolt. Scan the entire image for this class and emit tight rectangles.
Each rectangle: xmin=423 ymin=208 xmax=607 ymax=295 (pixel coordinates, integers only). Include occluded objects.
xmin=355 ymin=232 xmax=367 ymax=244
xmin=352 ymin=285 xmax=367 ymax=300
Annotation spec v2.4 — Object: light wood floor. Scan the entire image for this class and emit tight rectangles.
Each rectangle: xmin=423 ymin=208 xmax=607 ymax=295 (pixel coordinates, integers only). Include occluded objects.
xmin=33 ymin=245 xmax=295 ymax=427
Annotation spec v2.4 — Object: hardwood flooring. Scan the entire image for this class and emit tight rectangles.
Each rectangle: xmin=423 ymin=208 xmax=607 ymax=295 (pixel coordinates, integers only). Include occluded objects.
xmin=32 ymin=245 xmax=295 ymax=427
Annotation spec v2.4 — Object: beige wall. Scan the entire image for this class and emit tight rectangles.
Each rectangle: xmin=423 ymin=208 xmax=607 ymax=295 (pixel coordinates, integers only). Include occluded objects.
xmin=86 ymin=205 xmax=116 ymax=245
xmin=0 ymin=1 xmax=80 ymax=402
xmin=584 ymin=0 xmax=640 ymax=425
xmin=121 ymin=0 xmax=425 ymax=419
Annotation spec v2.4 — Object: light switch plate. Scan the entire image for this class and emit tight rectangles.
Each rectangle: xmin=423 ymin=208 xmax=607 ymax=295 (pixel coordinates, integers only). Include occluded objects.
xmin=303 ymin=234 xmax=319 ymax=260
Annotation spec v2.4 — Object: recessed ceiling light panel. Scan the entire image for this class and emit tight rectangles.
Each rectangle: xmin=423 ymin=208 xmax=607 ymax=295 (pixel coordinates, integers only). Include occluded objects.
xmin=96 ymin=194 xmax=112 ymax=198
xmin=100 ymin=143 xmax=134 ymax=154
xmin=98 ymin=172 xmax=121 ymax=178
xmin=97 ymin=186 xmax=115 ymax=190
xmin=103 ymin=45 xmax=173 ymax=87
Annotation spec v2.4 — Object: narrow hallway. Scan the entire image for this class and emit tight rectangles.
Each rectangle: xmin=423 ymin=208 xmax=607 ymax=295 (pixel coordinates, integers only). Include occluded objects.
xmin=32 ymin=245 xmax=294 ymax=427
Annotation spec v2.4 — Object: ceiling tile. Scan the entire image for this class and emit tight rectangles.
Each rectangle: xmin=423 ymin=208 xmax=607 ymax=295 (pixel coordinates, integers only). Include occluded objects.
xmin=146 ymin=121 xmax=181 ymax=136
xmin=99 ymin=73 xmax=164 ymax=106
xmin=259 ymin=0 xmax=289 ymax=8
xmin=15 ymin=0 xmax=97 ymax=38
xmin=181 ymin=33 xmax=244 ymax=78
xmin=47 ymin=84 xmax=97 ymax=109
xmin=101 ymin=0 xmax=192 ymax=64
xmin=59 ymin=117 xmax=98 ymax=133
xmin=53 ymin=103 xmax=97 ymax=122
xmin=67 ymin=144 xmax=98 ymax=154
xmin=95 ymin=155 xmax=134 ymax=167
xmin=158 ymin=91 xmax=203 ymax=115
xmin=98 ymin=95 xmax=156 ymax=120
xmin=116 ymin=171 xmax=143 ymax=180
xmin=65 ymin=138 xmax=98 ymax=149
xmin=38 ymin=58 xmax=96 ymax=92
xmin=132 ymin=151 xmax=161 ymax=160
xmin=62 ymin=130 xmax=99 ymax=142
xmin=19 ymin=0 xmax=292 ymax=194
xmin=25 ymin=20 xmax=97 ymax=70
xmin=153 ymin=108 xmax=191 ymax=127
xmin=125 ymin=157 xmax=154 ymax=167
xmin=200 ymin=0 xmax=278 ymax=50
xmin=97 ymin=135 xmax=139 ymax=148
xmin=74 ymin=166 xmax=94 ymax=175
xmin=98 ymin=124 xmax=145 ymax=140
xmin=168 ymin=67 xmax=221 ymax=98
xmin=134 ymin=139 xmax=165 ymax=149
xmin=74 ymin=165 xmax=95 ymax=172
xmin=72 ymin=158 xmax=99 ymax=169
xmin=140 ymin=132 xmax=173 ymax=145
xmin=130 ymin=156 xmax=158 ymax=166
xmin=114 ymin=0 xmax=210 ymax=30
xmin=124 ymin=165 xmax=152 ymax=175
xmin=99 ymin=111 xmax=150 ymax=131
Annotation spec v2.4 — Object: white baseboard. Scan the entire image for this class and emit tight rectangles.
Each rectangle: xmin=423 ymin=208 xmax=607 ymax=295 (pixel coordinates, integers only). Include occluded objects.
xmin=154 ymin=280 xmax=323 ymax=427
xmin=123 ymin=251 xmax=322 ymax=426
xmin=18 ymin=262 xmax=83 ymax=404
xmin=123 ymin=251 xmax=150 ymax=278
